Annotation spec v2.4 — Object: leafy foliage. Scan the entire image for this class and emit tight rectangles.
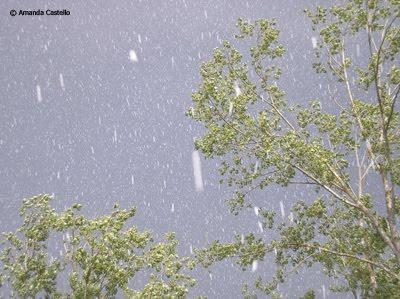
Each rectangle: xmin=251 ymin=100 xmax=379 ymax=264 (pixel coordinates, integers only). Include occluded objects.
xmin=0 ymin=194 xmax=195 ymax=298
xmin=188 ymin=0 xmax=400 ymax=297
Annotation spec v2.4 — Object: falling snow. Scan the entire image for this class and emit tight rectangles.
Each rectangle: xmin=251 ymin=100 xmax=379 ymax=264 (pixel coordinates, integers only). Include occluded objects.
xmin=36 ymin=85 xmax=42 ymax=103
xmin=228 ymin=101 xmax=233 ymax=116
xmin=192 ymin=150 xmax=204 ymax=192
xmin=258 ymin=221 xmax=263 ymax=233
xmin=280 ymin=200 xmax=285 ymax=219
xmin=311 ymin=36 xmax=318 ymax=49
xmin=59 ymin=73 xmax=65 ymax=91
xmin=129 ymin=50 xmax=138 ymax=62
xmin=234 ymin=81 xmax=241 ymax=96
xmin=254 ymin=161 xmax=259 ymax=174
xmin=251 ymin=260 xmax=258 ymax=272
xmin=254 ymin=206 xmax=259 ymax=216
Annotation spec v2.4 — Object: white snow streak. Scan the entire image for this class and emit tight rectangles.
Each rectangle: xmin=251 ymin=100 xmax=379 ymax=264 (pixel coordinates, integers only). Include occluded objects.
xmin=258 ymin=221 xmax=263 ymax=233
xmin=228 ymin=101 xmax=233 ymax=116
xmin=254 ymin=206 xmax=259 ymax=216
xmin=36 ymin=85 xmax=42 ymax=103
xmin=129 ymin=50 xmax=138 ymax=62
xmin=311 ymin=36 xmax=318 ymax=49
xmin=254 ymin=161 xmax=259 ymax=174
xmin=279 ymin=200 xmax=285 ymax=219
xmin=234 ymin=81 xmax=241 ymax=96
xmin=113 ymin=128 xmax=117 ymax=143
xmin=59 ymin=73 xmax=65 ymax=91
xmin=192 ymin=150 xmax=204 ymax=192
xmin=251 ymin=260 xmax=258 ymax=272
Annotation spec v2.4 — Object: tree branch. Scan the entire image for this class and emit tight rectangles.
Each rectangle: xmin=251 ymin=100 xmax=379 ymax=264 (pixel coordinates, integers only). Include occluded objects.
xmin=287 ymin=243 xmax=400 ymax=280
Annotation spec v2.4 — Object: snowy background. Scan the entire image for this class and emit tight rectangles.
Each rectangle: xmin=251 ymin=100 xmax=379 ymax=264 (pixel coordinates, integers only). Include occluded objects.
xmin=0 ymin=0 xmax=346 ymax=297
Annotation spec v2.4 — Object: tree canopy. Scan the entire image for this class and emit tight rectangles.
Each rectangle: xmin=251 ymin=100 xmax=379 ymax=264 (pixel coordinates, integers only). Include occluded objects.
xmin=188 ymin=0 xmax=400 ymax=297
xmin=0 ymin=194 xmax=196 ymax=298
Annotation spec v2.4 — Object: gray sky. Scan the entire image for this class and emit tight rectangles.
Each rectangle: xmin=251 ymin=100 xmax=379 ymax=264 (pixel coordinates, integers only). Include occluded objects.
xmin=0 ymin=1 xmax=347 ymax=298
